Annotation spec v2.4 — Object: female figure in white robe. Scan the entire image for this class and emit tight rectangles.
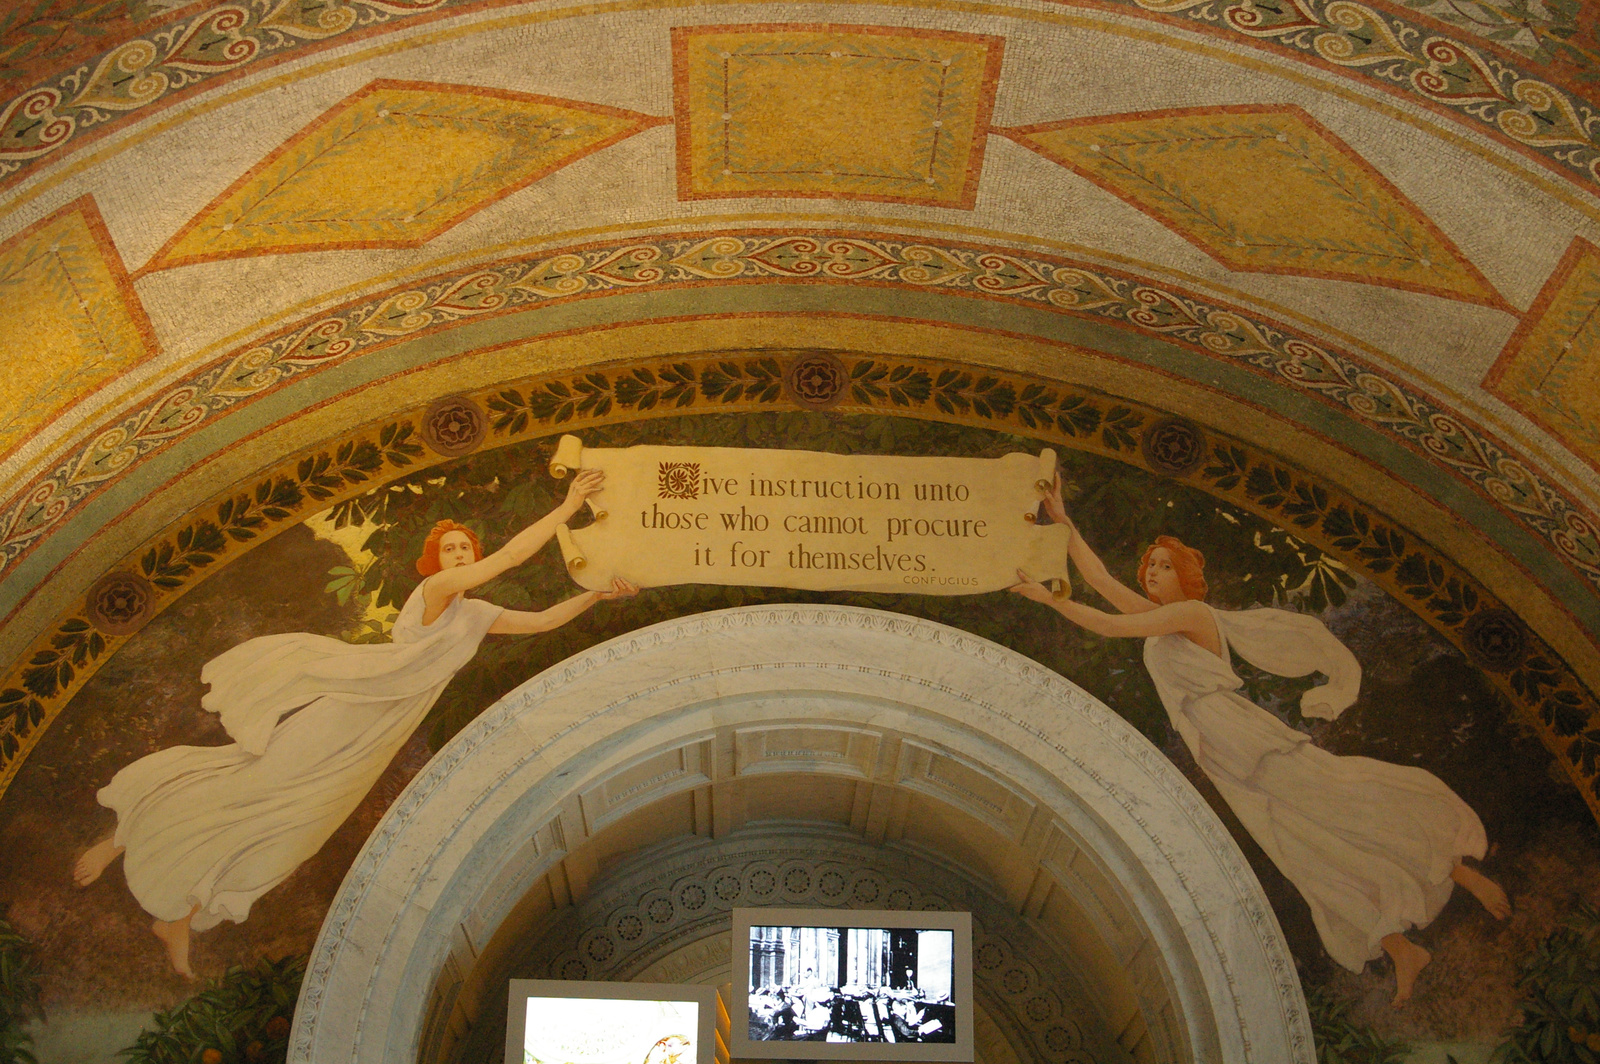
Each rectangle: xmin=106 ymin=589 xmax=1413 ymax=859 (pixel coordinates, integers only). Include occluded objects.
xmin=1010 ymin=486 xmax=1509 ymax=1004
xmin=73 ymin=469 xmax=636 ymax=977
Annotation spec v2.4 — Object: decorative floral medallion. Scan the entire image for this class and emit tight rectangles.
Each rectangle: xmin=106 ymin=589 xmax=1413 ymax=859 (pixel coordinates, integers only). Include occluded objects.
xmin=422 ymin=397 xmax=487 ymax=457
xmin=785 ymin=353 xmax=848 ymax=409
xmin=84 ymin=572 xmax=154 ymax=636
xmin=1141 ymin=416 xmax=1207 ymax=475
xmin=1463 ymin=609 xmax=1528 ymax=672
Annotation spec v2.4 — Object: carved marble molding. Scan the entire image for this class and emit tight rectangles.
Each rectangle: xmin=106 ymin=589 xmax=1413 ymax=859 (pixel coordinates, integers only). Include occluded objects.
xmin=290 ymin=606 xmax=1312 ymax=1064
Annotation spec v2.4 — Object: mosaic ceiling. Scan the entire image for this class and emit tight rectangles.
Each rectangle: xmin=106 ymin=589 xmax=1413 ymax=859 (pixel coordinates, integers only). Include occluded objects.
xmin=6 ymin=2 xmax=1600 ymax=1061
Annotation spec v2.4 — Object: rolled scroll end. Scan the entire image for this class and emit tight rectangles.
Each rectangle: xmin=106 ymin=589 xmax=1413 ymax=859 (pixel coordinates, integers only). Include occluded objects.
xmin=587 ymin=498 xmax=607 ymax=522
xmin=1050 ymin=577 xmax=1071 ymax=600
xmin=549 ymin=434 xmax=584 ymax=479
xmin=1023 ymin=511 xmax=1036 ymax=524
xmin=1036 ymin=449 xmax=1057 ymax=494
xmin=555 ymin=523 xmax=586 ymax=572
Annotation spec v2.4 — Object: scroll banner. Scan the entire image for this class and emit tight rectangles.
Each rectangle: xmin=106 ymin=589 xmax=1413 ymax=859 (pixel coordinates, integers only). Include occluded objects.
xmin=549 ymin=436 xmax=1072 ymax=596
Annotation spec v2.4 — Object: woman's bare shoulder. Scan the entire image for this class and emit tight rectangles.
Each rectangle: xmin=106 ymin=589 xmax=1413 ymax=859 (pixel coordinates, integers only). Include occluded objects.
xmin=1148 ymin=599 xmax=1210 ymax=622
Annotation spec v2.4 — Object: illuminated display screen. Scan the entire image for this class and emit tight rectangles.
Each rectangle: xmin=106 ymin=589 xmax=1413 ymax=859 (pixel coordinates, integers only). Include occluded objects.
xmin=509 ymin=988 xmax=709 ymax=1064
xmin=746 ymin=925 xmax=957 ymax=1045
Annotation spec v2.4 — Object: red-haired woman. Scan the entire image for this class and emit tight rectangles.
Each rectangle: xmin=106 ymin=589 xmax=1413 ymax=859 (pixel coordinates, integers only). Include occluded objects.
xmin=1011 ymin=483 xmax=1508 ymax=1005
xmin=74 ymin=469 xmax=635 ymax=977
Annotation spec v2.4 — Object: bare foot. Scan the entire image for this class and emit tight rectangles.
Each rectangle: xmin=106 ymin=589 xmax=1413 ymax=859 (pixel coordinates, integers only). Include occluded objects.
xmin=73 ymin=837 xmax=123 ymax=887
xmin=1381 ymin=933 xmax=1431 ymax=1006
xmin=1452 ymin=863 xmax=1512 ymax=920
xmin=151 ymin=907 xmax=198 ymax=979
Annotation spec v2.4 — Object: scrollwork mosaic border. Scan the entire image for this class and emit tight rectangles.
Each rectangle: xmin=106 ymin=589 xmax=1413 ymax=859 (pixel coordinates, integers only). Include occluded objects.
xmin=2 ymin=232 xmax=1594 ymax=626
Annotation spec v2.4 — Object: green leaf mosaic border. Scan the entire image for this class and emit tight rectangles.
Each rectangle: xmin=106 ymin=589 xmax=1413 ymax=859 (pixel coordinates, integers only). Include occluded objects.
xmin=4 ymin=352 xmax=1599 ymax=828
xmin=4 ymin=0 xmax=1600 ymax=200
xmin=4 ymin=232 xmax=1594 ymax=620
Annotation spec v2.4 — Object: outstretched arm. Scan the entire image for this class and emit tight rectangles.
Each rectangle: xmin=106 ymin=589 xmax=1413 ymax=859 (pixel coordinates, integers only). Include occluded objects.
xmin=488 ymin=578 xmax=639 ymax=635
xmin=1070 ymin=533 xmax=1156 ymax=615
xmin=1012 ymin=571 xmax=1213 ymax=642
xmin=425 ymin=469 xmax=605 ymax=614
xmin=1041 ymin=475 xmax=1153 ymax=615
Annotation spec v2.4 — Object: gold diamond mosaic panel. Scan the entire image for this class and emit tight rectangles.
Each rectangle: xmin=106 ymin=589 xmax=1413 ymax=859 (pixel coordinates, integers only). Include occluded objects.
xmin=1486 ymin=237 xmax=1600 ymax=469
xmin=143 ymin=80 xmax=664 ymax=273
xmin=0 ymin=196 xmax=156 ymax=462
xmin=1003 ymin=105 xmax=1508 ymax=309
xmin=673 ymin=24 xmax=1004 ymax=207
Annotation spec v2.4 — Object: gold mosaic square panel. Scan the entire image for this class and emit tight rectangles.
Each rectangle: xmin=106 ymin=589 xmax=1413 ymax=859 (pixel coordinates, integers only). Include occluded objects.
xmin=1486 ymin=237 xmax=1600 ymax=469
xmin=0 ymin=196 xmax=156 ymax=461
xmin=673 ymin=24 xmax=1004 ymax=207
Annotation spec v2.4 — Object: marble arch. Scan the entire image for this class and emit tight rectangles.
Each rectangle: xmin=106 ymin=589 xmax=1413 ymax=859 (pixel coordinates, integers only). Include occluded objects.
xmin=292 ymin=606 xmax=1308 ymax=1064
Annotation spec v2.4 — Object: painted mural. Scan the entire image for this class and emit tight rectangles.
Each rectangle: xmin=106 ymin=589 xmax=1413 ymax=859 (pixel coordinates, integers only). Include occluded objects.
xmin=0 ymin=409 xmax=1594 ymax=1063
xmin=5 ymin=0 xmax=1600 ymax=1058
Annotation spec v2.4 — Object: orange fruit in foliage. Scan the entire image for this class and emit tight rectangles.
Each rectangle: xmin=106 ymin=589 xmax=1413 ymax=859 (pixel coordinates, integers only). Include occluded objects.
xmin=265 ymin=1016 xmax=291 ymax=1040
xmin=200 ymin=1051 xmax=223 ymax=1064
xmin=245 ymin=1041 xmax=266 ymax=1061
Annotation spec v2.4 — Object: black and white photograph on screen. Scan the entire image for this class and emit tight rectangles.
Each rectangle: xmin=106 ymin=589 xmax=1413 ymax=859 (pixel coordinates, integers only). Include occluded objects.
xmin=746 ymin=925 xmax=957 ymax=1044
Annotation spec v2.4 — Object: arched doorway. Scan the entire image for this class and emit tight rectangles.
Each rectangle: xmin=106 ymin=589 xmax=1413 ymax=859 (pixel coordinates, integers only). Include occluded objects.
xmin=291 ymin=606 xmax=1311 ymax=1064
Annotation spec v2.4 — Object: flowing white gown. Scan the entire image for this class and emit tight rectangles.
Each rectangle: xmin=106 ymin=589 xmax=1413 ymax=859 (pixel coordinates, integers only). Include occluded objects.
xmin=98 ymin=583 xmax=502 ymax=930
xmin=1143 ymin=605 xmax=1486 ymax=971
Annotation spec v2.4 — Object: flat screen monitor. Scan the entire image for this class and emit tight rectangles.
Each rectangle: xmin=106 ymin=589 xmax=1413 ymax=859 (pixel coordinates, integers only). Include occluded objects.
xmin=505 ymin=980 xmax=720 ymax=1064
xmin=730 ymin=908 xmax=974 ymax=1061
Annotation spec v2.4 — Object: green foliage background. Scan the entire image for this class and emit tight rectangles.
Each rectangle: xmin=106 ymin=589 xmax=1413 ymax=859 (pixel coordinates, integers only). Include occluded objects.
xmin=1306 ymin=987 xmax=1411 ymax=1064
xmin=1493 ymin=905 xmax=1600 ymax=1063
xmin=0 ymin=911 xmax=40 ymax=1064
xmin=118 ymin=956 xmax=302 ymax=1064
xmin=335 ymin=412 xmax=1354 ymax=751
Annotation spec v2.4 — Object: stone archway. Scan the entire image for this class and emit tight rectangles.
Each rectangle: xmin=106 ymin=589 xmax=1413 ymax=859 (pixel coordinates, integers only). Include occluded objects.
xmin=289 ymin=606 xmax=1312 ymax=1064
